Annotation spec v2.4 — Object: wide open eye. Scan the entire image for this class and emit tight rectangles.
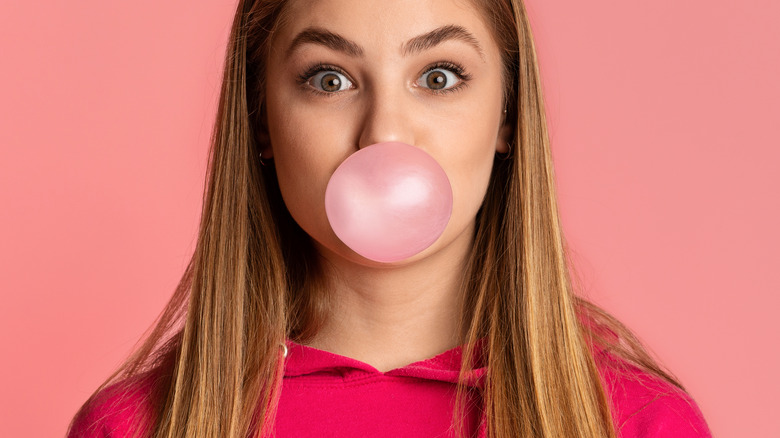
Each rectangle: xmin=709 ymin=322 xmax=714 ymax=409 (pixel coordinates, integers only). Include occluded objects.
xmin=308 ymin=70 xmax=353 ymax=93
xmin=418 ymin=68 xmax=461 ymax=91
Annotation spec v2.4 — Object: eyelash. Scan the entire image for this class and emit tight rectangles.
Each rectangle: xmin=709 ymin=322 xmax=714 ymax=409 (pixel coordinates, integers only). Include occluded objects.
xmin=296 ymin=61 xmax=472 ymax=96
xmin=296 ymin=63 xmax=350 ymax=97
xmin=422 ymin=61 xmax=472 ymax=95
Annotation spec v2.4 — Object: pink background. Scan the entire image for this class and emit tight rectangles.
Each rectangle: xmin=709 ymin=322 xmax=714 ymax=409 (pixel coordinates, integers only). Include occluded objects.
xmin=1 ymin=1 xmax=777 ymax=436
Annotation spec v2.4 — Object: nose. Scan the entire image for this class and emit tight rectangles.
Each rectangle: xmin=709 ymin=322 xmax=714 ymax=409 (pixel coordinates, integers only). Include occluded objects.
xmin=357 ymin=89 xmax=416 ymax=149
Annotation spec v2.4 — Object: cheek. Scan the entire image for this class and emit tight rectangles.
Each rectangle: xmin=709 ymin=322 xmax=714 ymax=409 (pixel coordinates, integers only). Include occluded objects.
xmin=275 ymin=153 xmax=323 ymax=227
xmin=436 ymin=118 xmax=501 ymax=227
xmin=451 ymin=145 xmax=495 ymax=219
xmin=266 ymin=96 xmax=367 ymax=251
xmin=266 ymin=113 xmax=334 ymax=237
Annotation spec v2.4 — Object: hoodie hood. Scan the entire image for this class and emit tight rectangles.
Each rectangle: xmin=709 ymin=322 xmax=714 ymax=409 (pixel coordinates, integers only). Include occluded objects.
xmin=283 ymin=339 xmax=487 ymax=388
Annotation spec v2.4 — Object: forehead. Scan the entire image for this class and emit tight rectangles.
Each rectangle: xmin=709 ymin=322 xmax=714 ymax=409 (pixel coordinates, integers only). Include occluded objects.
xmin=271 ymin=0 xmax=498 ymax=57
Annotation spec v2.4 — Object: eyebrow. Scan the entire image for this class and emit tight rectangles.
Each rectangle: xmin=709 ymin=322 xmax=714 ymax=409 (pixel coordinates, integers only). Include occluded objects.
xmin=286 ymin=27 xmax=364 ymax=58
xmin=285 ymin=24 xmax=485 ymax=60
xmin=402 ymin=25 xmax=484 ymax=60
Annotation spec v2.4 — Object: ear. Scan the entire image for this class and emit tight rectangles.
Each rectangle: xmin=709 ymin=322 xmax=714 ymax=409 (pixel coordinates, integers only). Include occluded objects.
xmin=258 ymin=101 xmax=274 ymax=159
xmin=495 ymin=116 xmax=513 ymax=154
xmin=258 ymin=130 xmax=274 ymax=159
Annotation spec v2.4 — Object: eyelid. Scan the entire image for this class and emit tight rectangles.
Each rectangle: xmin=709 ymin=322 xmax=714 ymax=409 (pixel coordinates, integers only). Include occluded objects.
xmin=422 ymin=61 xmax=470 ymax=78
xmin=297 ymin=63 xmax=356 ymax=95
xmin=417 ymin=61 xmax=472 ymax=94
xmin=311 ymin=71 xmax=353 ymax=92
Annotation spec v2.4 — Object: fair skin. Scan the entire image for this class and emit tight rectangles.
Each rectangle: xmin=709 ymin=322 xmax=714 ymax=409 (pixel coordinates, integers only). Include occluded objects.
xmin=263 ymin=0 xmax=510 ymax=372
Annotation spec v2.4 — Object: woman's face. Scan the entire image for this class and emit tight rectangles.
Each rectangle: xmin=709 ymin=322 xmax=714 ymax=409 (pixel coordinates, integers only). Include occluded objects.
xmin=263 ymin=0 xmax=509 ymax=266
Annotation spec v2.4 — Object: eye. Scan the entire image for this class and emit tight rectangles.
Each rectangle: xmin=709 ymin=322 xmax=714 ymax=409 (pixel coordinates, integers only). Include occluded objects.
xmin=308 ymin=70 xmax=353 ymax=93
xmin=418 ymin=67 xmax=461 ymax=91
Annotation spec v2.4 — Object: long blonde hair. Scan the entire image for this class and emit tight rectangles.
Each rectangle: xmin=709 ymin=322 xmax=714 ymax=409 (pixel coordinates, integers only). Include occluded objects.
xmin=68 ymin=1 xmax=682 ymax=437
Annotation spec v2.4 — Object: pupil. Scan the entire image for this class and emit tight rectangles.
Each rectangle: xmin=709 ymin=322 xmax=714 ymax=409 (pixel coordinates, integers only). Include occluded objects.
xmin=322 ymin=74 xmax=341 ymax=92
xmin=427 ymin=71 xmax=446 ymax=89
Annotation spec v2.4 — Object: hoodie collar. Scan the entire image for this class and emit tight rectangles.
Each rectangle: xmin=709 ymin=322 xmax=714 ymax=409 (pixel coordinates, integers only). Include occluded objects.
xmin=283 ymin=339 xmax=487 ymax=388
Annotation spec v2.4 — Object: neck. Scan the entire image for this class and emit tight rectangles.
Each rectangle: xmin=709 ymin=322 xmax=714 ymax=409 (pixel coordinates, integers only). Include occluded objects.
xmin=306 ymin=224 xmax=474 ymax=372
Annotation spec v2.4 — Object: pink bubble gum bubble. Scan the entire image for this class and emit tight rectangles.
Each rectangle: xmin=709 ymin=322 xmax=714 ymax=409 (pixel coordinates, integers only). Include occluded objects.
xmin=324 ymin=142 xmax=453 ymax=263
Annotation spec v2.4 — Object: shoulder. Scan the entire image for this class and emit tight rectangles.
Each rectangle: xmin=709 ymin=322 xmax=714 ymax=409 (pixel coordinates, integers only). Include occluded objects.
xmin=68 ymin=373 xmax=157 ymax=438
xmin=596 ymin=353 xmax=712 ymax=438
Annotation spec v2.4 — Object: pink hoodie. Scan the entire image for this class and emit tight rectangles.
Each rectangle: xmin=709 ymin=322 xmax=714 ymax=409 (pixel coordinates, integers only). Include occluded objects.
xmin=69 ymin=340 xmax=711 ymax=437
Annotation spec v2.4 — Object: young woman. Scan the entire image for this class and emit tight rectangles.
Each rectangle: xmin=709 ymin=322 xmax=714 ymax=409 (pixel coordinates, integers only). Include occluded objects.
xmin=68 ymin=0 xmax=711 ymax=437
